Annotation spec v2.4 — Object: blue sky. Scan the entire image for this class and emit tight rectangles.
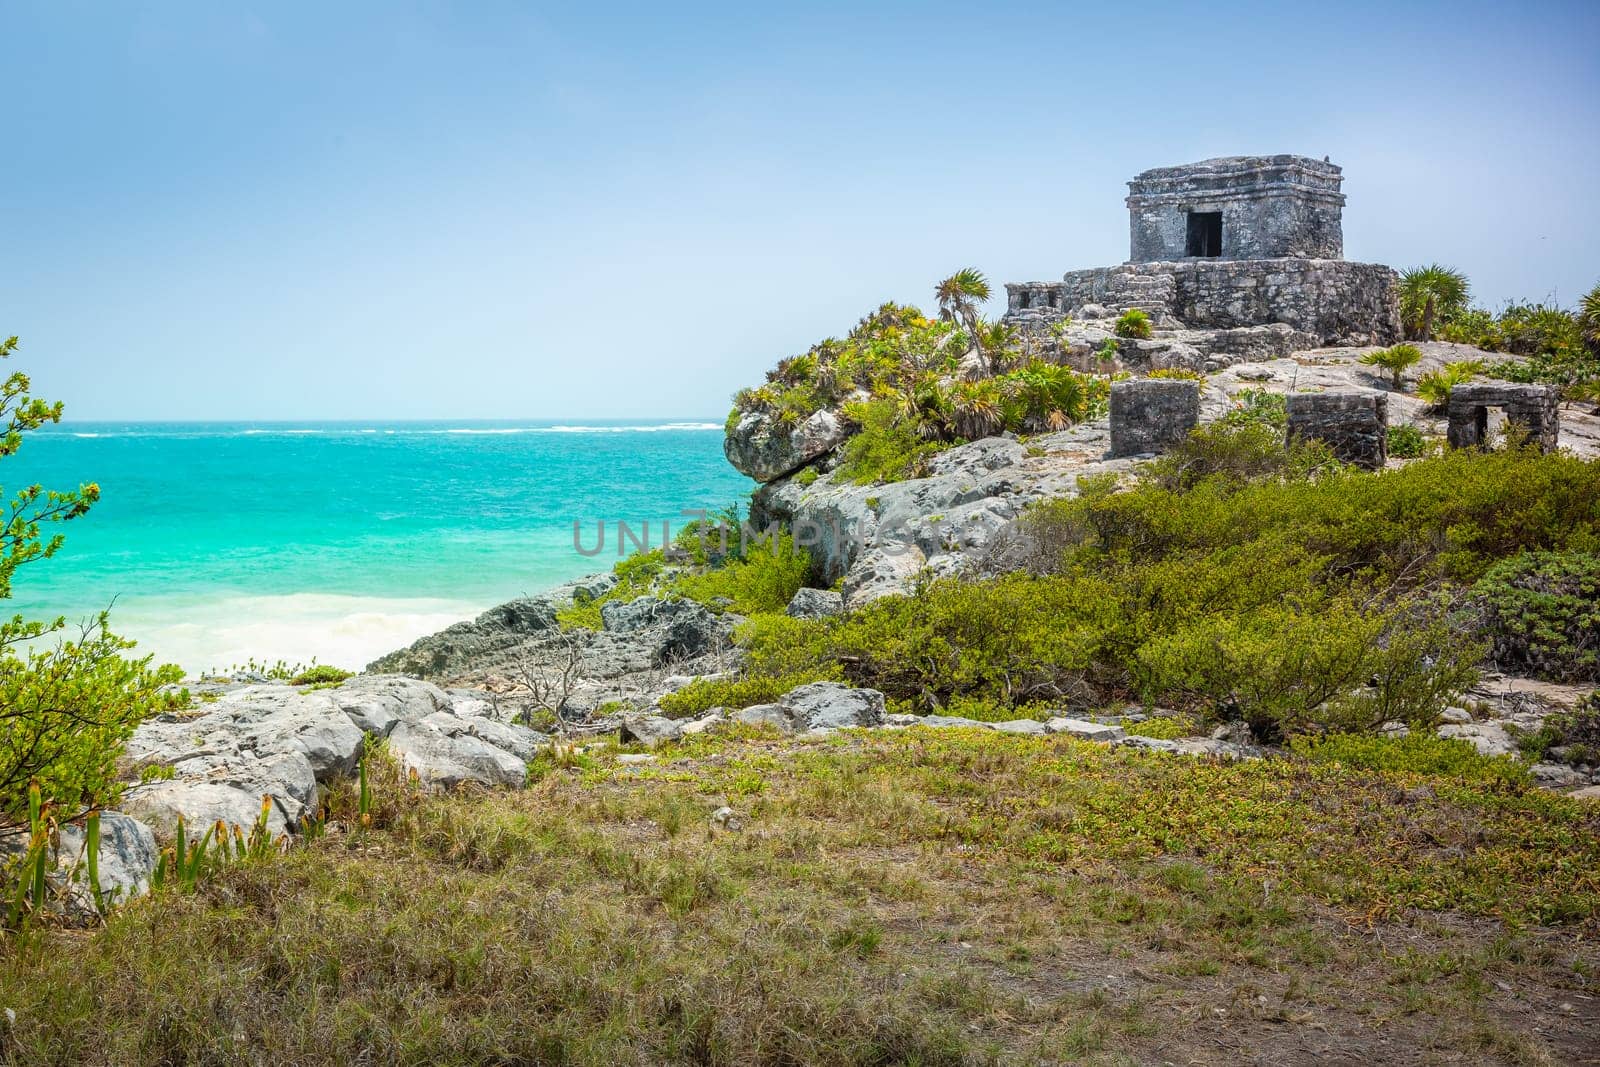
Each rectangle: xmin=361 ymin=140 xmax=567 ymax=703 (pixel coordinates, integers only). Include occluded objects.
xmin=4 ymin=1 xmax=1597 ymax=420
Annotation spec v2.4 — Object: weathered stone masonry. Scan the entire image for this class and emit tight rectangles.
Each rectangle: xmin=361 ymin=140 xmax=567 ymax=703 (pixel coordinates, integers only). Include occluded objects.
xmin=1446 ymin=383 xmax=1560 ymax=453
xmin=1286 ymin=391 xmax=1388 ymax=470
xmin=1003 ymin=155 xmax=1401 ymax=347
xmin=1110 ymin=379 xmax=1200 ymax=458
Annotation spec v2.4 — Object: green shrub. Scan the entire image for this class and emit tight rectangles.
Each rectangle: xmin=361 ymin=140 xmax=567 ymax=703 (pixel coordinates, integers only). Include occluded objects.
xmin=836 ymin=397 xmax=942 ymax=484
xmin=658 ymin=670 xmax=837 ymax=718
xmin=1359 ymin=343 xmax=1423 ymax=389
xmin=1217 ymin=388 xmax=1287 ymax=431
xmin=1113 ymin=308 xmax=1153 ymax=340
xmin=0 ymin=336 xmax=182 ymax=833
xmin=1146 ymin=420 xmax=1333 ymax=492
xmin=796 ymin=466 xmax=820 ymax=487
xmin=1543 ymin=692 xmax=1600 ymax=764
xmin=1472 ymin=552 xmax=1600 ymax=681
xmin=1386 ymin=423 xmax=1429 ymax=458
xmin=290 ymin=664 xmax=354 ymax=686
xmin=1146 ymin=368 xmax=1204 ymax=381
xmin=1289 ymin=732 xmax=1530 ymax=787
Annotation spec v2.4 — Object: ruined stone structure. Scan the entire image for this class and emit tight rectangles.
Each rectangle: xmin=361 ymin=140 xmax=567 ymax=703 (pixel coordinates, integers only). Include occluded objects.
xmin=1109 ymin=379 xmax=1200 ymax=458
xmin=1128 ymin=155 xmax=1345 ymax=262
xmin=1446 ymin=383 xmax=1561 ymax=453
xmin=1004 ymin=155 xmax=1401 ymax=347
xmin=1286 ymin=391 xmax=1389 ymax=470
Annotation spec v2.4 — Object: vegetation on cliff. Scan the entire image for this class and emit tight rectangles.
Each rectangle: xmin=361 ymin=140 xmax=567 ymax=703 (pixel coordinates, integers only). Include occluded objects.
xmin=668 ymin=438 xmax=1600 ymax=744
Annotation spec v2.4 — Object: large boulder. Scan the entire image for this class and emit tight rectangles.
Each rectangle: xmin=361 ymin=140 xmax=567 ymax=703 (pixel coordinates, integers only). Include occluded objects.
xmin=364 ymin=584 xmax=602 ymax=679
xmin=123 ymin=781 xmax=291 ymax=841
xmin=724 ymin=409 xmax=849 ymax=483
xmin=749 ymin=682 xmax=886 ymax=732
xmin=786 ymin=587 xmax=844 ymax=620
xmin=387 ymin=719 xmax=527 ymax=789
xmin=601 ymin=597 xmax=730 ymax=664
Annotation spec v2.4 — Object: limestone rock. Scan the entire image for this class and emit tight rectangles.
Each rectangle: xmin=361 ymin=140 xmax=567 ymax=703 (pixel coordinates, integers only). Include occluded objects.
xmin=619 ymin=715 xmax=685 ymax=748
xmin=387 ymin=719 xmax=528 ymax=789
xmin=1437 ymin=722 xmax=1517 ymax=757
xmin=124 ymin=781 xmax=291 ymax=841
xmin=51 ymin=812 xmax=160 ymax=909
xmin=724 ymin=408 xmax=848 ymax=483
xmin=786 ymin=587 xmax=844 ymax=620
xmin=777 ymin=682 xmax=885 ymax=731
xmin=1045 ymin=718 xmax=1126 ymax=742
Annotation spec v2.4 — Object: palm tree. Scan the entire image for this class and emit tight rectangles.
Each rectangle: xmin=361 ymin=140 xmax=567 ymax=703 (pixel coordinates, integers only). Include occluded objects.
xmin=1580 ymin=282 xmax=1600 ymax=357
xmin=1398 ymin=265 xmax=1470 ymax=342
xmin=935 ymin=268 xmax=993 ymax=374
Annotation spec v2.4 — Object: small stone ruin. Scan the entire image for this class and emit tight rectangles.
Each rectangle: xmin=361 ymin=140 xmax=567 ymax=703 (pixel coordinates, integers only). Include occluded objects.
xmin=1110 ymin=379 xmax=1200 ymax=458
xmin=1286 ymin=391 xmax=1389 ymax=470
xmin=1003 ymin=155 xmax=1401 ymax=348
xmin=1446 ymin=383 xmax=1561 ymax=453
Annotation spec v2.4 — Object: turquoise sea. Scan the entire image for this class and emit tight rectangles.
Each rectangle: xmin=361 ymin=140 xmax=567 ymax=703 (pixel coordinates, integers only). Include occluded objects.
xmin=7 ymin=421 xmax=752 ymax=674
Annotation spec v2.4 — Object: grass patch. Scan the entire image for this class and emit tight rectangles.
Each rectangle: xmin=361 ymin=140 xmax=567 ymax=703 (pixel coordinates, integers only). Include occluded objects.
xmin=2 ymin=729 xmax=1595 ymax=1064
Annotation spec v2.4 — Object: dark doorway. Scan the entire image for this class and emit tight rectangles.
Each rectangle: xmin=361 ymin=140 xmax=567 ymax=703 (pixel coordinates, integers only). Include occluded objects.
xmin=1185 ymin=211 xmax=1222 ymax=257
xmin=1016 ymin=290 xmax=1031 ymax=309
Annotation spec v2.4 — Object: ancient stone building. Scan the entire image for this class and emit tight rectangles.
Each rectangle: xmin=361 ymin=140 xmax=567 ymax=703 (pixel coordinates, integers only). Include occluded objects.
xmin=1004 ymin=155 xmax=1401 ymax=348
xmin=1127 ymin=155 xmax=1345 ymax=262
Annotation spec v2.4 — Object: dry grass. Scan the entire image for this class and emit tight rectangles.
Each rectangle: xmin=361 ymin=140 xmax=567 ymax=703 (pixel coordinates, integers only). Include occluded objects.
xmin=2 ymin=728 xmax=1598 ymax=1065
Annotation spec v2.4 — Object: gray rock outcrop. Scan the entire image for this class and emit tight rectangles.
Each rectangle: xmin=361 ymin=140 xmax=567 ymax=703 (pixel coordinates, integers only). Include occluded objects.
xmin=724 ymin=408 xmax=848 ymax=483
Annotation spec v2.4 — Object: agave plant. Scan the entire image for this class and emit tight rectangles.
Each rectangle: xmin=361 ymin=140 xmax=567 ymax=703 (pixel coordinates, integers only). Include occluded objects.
xmin=1398 ymin=265 xmax=1470 ymax=341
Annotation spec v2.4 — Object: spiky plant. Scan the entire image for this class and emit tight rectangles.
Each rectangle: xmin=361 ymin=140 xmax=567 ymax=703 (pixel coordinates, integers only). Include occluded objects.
xmin=1359 ymin=343 xmax=1424 ymax=389
xmin=1398 ymin=265 xmax=1470 ymax=341
xmin=935 ymin=268 xmax=994 ymax=374
xmin=1415 ymin=360 xmax=1484 ymax=410
xmin=1577 ymin=282 xmax=1600 ymax=356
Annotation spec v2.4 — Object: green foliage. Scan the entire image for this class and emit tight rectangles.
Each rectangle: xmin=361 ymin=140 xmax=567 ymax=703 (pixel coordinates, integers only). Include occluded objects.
xmin=1386 ymin=423 xmax=1429 ymax=458
xmin=1217 ymin=388 xmax=1287 ymax=431
xmin=1359 ymin=343 xmax=1423 ymax=389
xmin=727 ymin=447 xmax=1598 ymax=730
xmin=1471 ymin=552 xmax=1600 ymax=681
xmin=835 ymin=361 xmax=1112 ymax=484
xmin=1146 ymin=420 xmax=1334 ymax=492
xmin=1145 ymin=368 xmax=1203 ymax=381
xmin=1289 ymin=732 xmax=1531 ymax=787
xmin=795 ymin=466 xmax=820 ymax=487
xmin=289 ymin=664 xmax=354 ymax=686
xmin=1544 ymin=692 xmax=1600 ymax=762
xmin=1582 ymin=282 xmax=1600 ymax=356
xmin=657 ymin=669 xmax=838 ymax=718
xmin=836 ymin=396 xmax=942 ymax=484
xmin=1398 ymin=265 xmax=1470 ymax=341
xmin=1113 ymin=308 xmax=1153 ymax=340
xmin=558 ymin=529 xmax=811 ymax=630
xmin=1415 ymin=360 xmax=1484 ymax=409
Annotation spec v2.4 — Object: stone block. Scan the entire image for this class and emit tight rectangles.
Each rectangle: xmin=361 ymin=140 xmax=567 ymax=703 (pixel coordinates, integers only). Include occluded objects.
xmin=1110 ymin=379 xmax=1200 ymax=458
xmin=1285 ymin=391 xmax=1388 ymax=470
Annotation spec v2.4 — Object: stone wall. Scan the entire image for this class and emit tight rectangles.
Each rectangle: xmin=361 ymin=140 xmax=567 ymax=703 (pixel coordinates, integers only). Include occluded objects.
xmin=1446 ymin=383 xmax=1560 ymax=453
xmin=1126 ymin=155 xmax=1345 ymax=262
xmin=1110 ymin=379 xmax=1200 ymax=458
xmin=1286 ymin=391 xmax=1388 ymax=470
xmin=1037 ymin=259 xmax=1399 ymax=346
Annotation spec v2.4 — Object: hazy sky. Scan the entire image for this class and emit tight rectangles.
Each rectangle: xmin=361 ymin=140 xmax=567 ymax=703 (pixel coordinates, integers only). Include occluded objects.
xmin=4 ymin=0 xmax=1597 ymax=420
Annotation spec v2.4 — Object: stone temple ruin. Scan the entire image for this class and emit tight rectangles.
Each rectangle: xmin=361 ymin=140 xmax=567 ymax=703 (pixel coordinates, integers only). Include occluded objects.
xmin=1004 ymin=154 xmax=1402 ymax=352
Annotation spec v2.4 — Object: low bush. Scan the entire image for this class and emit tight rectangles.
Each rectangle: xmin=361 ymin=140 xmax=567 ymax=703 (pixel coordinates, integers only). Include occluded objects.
xmin=1217 ymin=388 xmax=1287 ymax=431
xmin=1471 ymin=551 xmax=1600 ymax=681
xmin=1386 ymin=423 xmax=1429 ymax=458
xmin=725 ymin=446 xmax=1598 ymax=733
xmin=1113 ymin=308 xmax=1153 ymax=340
xmin=1146 ymin=367 xmax=1204 ymax=381
xmin=1289 ymin=732 xmax=1531 ymax=787
xmin=290 ymin=664 xmax=354 ymax=686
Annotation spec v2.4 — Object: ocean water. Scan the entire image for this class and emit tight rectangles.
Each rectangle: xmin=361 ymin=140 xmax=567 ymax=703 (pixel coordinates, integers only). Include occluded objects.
xmin=5 ymin=420 xmax=752 ymax=674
